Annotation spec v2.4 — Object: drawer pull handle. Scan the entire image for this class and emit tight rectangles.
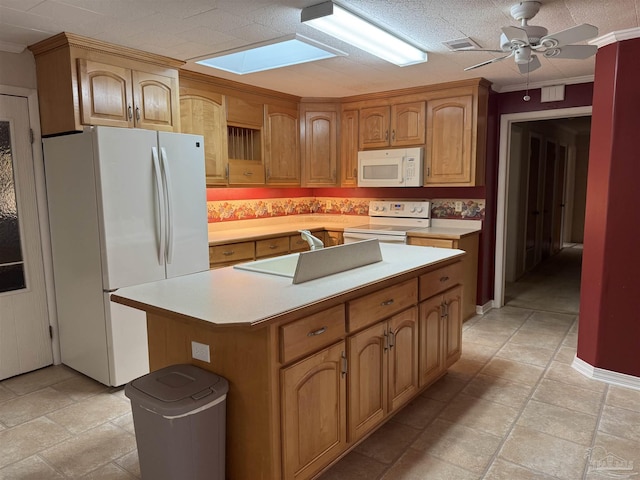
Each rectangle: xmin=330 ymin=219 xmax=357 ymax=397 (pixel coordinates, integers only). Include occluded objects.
xmin=269 ymin=244 xmax=278 ymax=249
xmin=243 ymin=171 xmax=254 ymax=177
xmin=439 ymin=276 xmax=450 ymax=282
xmin=223 ymin=250 xmax=235 ymax=256
xmin=381 ymin=299 xmax=394 ymax=306
xmin=307 ymin=326 xmax=327 ymax=337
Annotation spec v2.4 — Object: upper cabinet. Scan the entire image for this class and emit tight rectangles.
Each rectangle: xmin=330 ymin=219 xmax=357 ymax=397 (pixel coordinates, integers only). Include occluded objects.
xmin=179 ymin=77 xmax=228 ymax=186
xmin=340 ymin=109 xmax=359 ymax=187
xmin=29 ymin=32 xmax=182 ymax=136
xmin=226 ymin=96 xmax=265 ymax=185
xmin=265 ymin=105 xmax=300 ymax=185
xmin=359 ymin=101 xmax=425 ymax=149
xmin=300 ymin=102 xmax=339 ymax=187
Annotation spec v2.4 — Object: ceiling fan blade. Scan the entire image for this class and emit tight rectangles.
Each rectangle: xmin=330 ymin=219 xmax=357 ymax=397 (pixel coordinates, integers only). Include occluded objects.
xmin=517 ymin=54 xmax=541 ymax=74
xmin=543 ymin=44 xmax=598 ymax=59
xmin=464 ymin=53 xmax=512 ymax=71
xmin=502 ymin=26 xmax=529 ymax=45
xmin=540 ymin=24 xmax=598 ymax=48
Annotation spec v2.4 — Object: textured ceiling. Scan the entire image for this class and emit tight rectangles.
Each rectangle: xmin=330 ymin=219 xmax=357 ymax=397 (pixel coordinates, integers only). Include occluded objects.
xmin=1 ymin=0 xmax=639 ymax=97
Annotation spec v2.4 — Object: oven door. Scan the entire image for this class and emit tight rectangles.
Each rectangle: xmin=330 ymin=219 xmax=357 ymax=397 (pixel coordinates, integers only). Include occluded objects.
xmin=343 ymin=231 xmax=407 ymax=244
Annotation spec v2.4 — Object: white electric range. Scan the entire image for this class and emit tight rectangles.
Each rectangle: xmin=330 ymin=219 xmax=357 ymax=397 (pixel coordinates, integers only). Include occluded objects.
xmin=343 ymin=200 xmax=431 ymax=244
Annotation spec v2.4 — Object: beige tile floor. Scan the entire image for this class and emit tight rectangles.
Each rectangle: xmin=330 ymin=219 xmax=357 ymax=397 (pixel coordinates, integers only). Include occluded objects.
xmin=1 ymin=245 xmax=638 ymax=479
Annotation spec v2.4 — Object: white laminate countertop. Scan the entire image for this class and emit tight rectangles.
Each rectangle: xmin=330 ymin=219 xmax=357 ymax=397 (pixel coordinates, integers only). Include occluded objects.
xmin=112 ymin=243 xmax=464 ymax=328
xmin=207 ymin=215 xmax=481 ymax=244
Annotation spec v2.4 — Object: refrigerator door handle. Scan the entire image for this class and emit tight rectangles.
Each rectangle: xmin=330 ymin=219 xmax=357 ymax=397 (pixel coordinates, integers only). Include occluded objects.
xmin=160 ymin=147 xmax=174 ymax=265
xmin=151 ymin=147 xmax=165 ymax=266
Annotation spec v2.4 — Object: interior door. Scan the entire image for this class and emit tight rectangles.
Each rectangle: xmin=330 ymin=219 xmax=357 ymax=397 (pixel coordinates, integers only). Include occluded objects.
xmin=0 ymin=94 xmax=52 ymax=380
xmin=541 ymin=140 xmax=557 ymax=260
xmin=552 ymin=145 xmax=567 ymax=254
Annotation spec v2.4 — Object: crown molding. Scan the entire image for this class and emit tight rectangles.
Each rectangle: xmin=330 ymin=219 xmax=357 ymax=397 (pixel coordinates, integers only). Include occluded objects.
xmin=590 ymin=27 xmax=640 ymax=48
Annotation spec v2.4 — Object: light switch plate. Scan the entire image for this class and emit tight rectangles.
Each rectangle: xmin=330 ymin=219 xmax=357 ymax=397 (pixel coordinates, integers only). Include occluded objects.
xmin=191 ymin=341 xmax=210 ymax=362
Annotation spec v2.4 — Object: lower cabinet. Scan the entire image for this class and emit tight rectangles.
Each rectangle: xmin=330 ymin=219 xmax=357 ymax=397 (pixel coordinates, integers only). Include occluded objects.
xmin=347 ymin=307 xmax=418 ymax=442
xmin=281 ymin=341 xmax=347 ymax=480
xmin=418 ymin=285 xmax=463 ymax=387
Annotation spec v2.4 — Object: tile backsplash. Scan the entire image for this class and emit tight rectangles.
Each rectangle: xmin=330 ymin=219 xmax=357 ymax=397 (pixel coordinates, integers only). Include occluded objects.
xmin=207 ymin=197 xmax=484 ymax=223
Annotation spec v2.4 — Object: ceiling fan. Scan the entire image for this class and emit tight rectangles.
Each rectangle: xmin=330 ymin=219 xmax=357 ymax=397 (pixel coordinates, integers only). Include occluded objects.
xmin=463 ymin=1 xmax=599 ymax=73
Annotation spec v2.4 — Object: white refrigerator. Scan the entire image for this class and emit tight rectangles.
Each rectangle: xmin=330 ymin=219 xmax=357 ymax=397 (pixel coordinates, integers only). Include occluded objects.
xmin=43 ymin=126 xmax=209 ymax=386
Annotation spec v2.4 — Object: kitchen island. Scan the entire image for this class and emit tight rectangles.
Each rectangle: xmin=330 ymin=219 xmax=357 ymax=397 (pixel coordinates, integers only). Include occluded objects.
xmin=112 ymin=243 xmax=465 ymax=480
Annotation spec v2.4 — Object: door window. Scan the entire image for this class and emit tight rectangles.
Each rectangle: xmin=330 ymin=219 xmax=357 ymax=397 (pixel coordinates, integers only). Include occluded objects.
xmin=0 ymin=120 xmax=26 ymax=293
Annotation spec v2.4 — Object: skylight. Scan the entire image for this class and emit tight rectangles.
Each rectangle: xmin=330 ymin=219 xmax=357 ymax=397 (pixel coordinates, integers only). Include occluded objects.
xmin=193 ymin=34 xmax=346 ymax=74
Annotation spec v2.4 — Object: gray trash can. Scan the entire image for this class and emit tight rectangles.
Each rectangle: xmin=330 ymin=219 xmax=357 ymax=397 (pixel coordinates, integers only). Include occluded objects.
xmin=124 ymin=364 xmax=229 ymax=480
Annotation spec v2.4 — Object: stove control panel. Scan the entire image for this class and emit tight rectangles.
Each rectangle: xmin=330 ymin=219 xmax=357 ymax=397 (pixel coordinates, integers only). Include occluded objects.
xmin=368 ymin=200 xmax=431 ymax=219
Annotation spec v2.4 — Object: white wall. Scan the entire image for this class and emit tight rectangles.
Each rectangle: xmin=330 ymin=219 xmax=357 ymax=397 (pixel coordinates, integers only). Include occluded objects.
xmin=0 ymin=50 xmax=37 ymax=89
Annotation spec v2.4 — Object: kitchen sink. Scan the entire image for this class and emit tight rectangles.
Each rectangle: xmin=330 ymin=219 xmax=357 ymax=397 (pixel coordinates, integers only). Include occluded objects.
xmin=233 ymin=239 xmax=383 ymax=284
xmin=234 ymin=253 xmax=300 ymax=278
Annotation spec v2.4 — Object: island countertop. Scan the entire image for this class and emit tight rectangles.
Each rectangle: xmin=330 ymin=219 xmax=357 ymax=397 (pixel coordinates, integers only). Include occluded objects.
xmin=111 ymin=243 xmax=464 ymax=328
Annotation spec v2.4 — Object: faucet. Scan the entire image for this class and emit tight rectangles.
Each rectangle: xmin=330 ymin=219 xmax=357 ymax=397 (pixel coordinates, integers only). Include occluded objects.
xmin=298 ymin=230 xmax=324 ymax=250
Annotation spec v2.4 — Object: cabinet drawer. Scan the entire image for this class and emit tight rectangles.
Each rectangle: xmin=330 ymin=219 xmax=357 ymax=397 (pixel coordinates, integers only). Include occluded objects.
xmin=256 ymin=236 xmax=289 ymax=258
xmin=289 ymin=234 xmax=311 ymax=252
xmin=348 ymin=278 xmax=418 ymax=332
xmin=419 ymin=261 xmax=462 ymax=300
xmin=209 ymin=242 xmax=255 ymax=265
xmin=280 ymin=305 xmax=346 ymax=363
xmin=410 ymin=237 xmax=455 ymax=249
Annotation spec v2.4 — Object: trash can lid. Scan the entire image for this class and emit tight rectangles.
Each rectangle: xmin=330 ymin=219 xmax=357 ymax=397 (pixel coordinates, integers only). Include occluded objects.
xmin=125 ymin=364 xmax=229 ymax=417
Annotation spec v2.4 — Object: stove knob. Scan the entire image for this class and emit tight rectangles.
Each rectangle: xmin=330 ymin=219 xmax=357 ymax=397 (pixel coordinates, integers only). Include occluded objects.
xmin=410 ymin=207 xmax=416 ymax=213
xmin=416 ymin=207 xmax=424 ymax=213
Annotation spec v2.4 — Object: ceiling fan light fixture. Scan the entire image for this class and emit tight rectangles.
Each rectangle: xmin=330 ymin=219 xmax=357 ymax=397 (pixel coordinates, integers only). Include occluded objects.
xmin=301 ymin=1 xmax=427 ymax=66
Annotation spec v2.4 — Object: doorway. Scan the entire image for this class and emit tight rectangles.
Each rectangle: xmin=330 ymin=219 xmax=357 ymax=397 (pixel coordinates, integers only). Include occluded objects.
xmin=494 ymin=106 xmax=592 ymax=308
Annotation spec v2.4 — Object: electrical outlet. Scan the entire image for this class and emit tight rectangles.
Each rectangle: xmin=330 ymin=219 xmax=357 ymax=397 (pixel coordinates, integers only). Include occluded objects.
xmin=267 ymin=203 xmax=273 ymax=214
xmin=191 ymin=341 xmax=210 ymax=363
xmin=326 ymin=200 xmax=332 ymax=210
xmin=454 ymin=201 xmax=463 ymax=212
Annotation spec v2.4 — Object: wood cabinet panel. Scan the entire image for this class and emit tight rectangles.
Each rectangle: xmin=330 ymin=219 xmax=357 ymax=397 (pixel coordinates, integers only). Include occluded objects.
xmin=280 ymin=305 xmax=345 ymax=364
xmin=256 ymin=236 xmax=290 ymax=258
xmin=302 ymin=110 xmax=338 ymax=186
xmin=208 ymin=241 xmax=254 ymax=266
xmin=180 ymin=93 xmax=228 ymax=186
xmin=348 ymin=278 xmax=418 ymax=332
xmin=419 ymin=261 xmax=463 ymax=300
xmin=226 ymin=95 xmax=263 ymax=126
xmin=425 ymin=95 xmax=473 ymax=185
xmin=265 ymin=105 xmax=300 ymax=185
xmin=340 ymin=109 xmax=359 ymax=186
xmin=387 ymin=307 xmax=419 ymax=411
xmin=324 ymin=231 xmax=344 ymax=247
xmin=347 ymin=321 xmax=387 ymax=442
xmin=281 ymin=341 xmax=347 ymax=480
xmin=359 ymin=106 xmax=390 ymax=149
xmin=418 ymin=295 xmax=444 ymax=388
xmin=132 ymin=70 xmax=179 ymax=131
xmin=391 ymin=102 xmax=425 ymax=146
xmin=443 ymin=286 xmax=463 ymax=367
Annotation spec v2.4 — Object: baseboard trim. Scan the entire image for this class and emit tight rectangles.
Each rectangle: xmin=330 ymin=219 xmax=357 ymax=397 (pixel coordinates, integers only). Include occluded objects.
xmin=572 ymin=356 xmax=640 ymax=391
xmin=475 ymin=301 xmax=494 ymax=315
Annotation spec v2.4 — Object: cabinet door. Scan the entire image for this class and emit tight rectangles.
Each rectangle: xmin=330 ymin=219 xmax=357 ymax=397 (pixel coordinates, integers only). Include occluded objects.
xmin=425 ymin=95 xmax=473 ymax=185
xmin=347 ymin=322 xmax=387 ymax=443
xmin=281 ymin=341 xmax=347 ymax=480
xmin=77 ymin=58 xmax=133 ymax=128
xmin=359 ymin=106 xmax=390 ymax=149
xmin=387 ymin=307 xmax=419 ymax=412
xmin=302 ymin=111 xmax=338 ymax=186
xmin=443 ymin=285 xmax=463 ymax=368
xmin=180 ymin=94 xmax=228 ymax=186
xmin=265 ymin=106 xmax=300 ymax=185
xmin=132 ymin=70 xmax=179 ymax=132
xmin=391 ymin=102 xmax=425 ymax=146
xmin=324 ymin=230 xmax=343 ymax=247
xmin=418 ymin=295 xmax=444 ymax=388
xmin=340 ymin=109 xmax=359 ymax=186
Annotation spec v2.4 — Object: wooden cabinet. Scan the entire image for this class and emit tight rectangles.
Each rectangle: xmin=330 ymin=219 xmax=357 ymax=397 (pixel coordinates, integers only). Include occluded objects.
xmin=265 ymin=105 xmax=300 ymax=185
xmin=340 ymin=109 xmax=359 ymax=186
xmin=409 ymin=231 xmax=479 ymax=321
xmin=256 ymin=235 xmax=289 ymax=258
xmin=208 ymin=241 xmax=254 ymax=268
xmin=347 ymin=306 xmax=418 ymax=442
xmin=226 ymin=96 xmax=265 ymax=185
xmin=359 ymin=101 xmax=425 ymax=149
xmin=29 ymin=33 xmax=182 ymax=136
xmin=180 ymin=86 xmax=228 ymax=186
xmin=324 ymin=230 xmax=344 ymax=247
xmin=281 ymin=341 xmax=347 ymax=480
xmin=301 ymin=103 xmax=339 ymax=186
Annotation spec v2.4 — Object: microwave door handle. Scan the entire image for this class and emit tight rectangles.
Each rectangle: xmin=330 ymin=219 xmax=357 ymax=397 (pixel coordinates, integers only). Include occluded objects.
xmin=399 ymin=156 xmax=405 ymax=185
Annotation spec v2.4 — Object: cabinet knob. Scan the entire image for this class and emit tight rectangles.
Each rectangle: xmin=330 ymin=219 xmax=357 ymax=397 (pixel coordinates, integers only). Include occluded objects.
xmin=135 ymin=106 xmax=141 ymax=121
xmin=127 ymin=105 xmax=133 ymax=120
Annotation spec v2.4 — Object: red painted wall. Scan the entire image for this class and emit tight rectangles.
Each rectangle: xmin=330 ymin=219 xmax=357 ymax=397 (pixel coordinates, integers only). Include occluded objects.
xmin=577 ymin=38 xmax=640 ymax=377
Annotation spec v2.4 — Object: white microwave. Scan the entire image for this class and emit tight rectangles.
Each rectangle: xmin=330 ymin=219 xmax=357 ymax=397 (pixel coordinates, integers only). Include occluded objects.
xmin=357 ymin=147 xmax=423 ymax=187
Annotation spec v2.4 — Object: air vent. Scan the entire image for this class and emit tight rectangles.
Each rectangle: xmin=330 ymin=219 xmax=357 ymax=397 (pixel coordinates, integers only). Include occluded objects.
xmin=442 ymin=37 xmax=482 ymax=51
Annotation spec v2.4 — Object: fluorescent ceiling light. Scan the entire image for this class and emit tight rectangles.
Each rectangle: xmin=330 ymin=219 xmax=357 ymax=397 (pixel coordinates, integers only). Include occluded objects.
xmin=192 ymin=34 xmax=345 ymax=74
xmin=301 ymin=1 xmax=427 ymax=66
